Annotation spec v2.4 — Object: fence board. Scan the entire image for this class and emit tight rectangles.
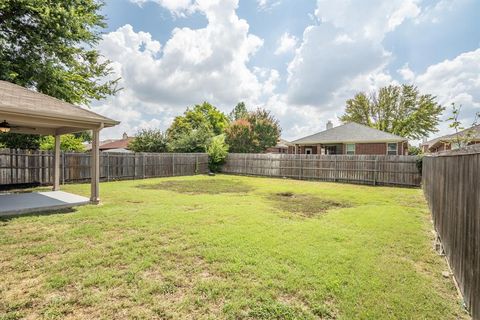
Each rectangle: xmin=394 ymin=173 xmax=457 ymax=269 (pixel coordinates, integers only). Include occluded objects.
xmin=0 ymin=149 xmax=208 ymax=187
xmin=423 ymin=149 xmax=480 ymax=319
xmin=221 ymin=153 xmax=421 ymax=187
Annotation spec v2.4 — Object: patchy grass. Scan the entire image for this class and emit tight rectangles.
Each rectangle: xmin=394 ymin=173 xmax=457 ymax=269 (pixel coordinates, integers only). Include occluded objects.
xmin=0 ymin=175 xmax=467 ymax=319
xmin=269 ymin=192 xmax=350 ymax=217
xmin=138 ymin=177 xmax=252 ymax=194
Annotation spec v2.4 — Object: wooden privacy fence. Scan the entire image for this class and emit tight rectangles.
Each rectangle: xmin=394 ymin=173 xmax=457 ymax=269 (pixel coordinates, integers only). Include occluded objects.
xmin=423 ymin=147 xmax=480 ymax=319
xmin=0 ymin=149 xmax=208 ymax=186
xmin=221 ymin=153 xmax=421 ymax=187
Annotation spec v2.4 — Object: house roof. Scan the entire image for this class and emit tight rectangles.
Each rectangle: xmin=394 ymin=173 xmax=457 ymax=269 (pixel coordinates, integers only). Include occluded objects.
xmin=99 ymin=137 xmax=135 ymax=150
xmin=291 ymin=122 xmax=406 ymax=144
xmin=423 ymin=124 xmax=480 ymax=150
xmin=0 ymin=80 xmax=119 ymax=135
xmin=275 ymin=139 xmax=292 ymax=148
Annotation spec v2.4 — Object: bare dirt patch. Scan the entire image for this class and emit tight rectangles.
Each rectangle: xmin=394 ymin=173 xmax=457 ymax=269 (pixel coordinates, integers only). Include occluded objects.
xmin=269 ymin=192 xmax=351 ymax=217
xmin=138 ymin=179 xmax=252 ymax=195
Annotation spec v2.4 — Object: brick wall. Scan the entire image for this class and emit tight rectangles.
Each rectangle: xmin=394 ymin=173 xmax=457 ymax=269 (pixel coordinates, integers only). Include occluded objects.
xmin=355 ymin=143 xmax=387 ymax=155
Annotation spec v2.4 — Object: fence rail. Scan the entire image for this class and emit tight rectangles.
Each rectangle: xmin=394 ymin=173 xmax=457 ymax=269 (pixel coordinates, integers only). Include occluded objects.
xmin=0 ymin=149 xmax=208 ymax=186
xmin=221 ymin=153 xmax=421 ymax=187
xmin=423 ymin=148 xmax=480 ymax=319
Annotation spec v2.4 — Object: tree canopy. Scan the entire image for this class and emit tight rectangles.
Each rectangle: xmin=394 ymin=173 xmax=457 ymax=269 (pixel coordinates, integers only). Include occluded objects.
xmin=128 ymin=129 xmax=169 ymax=153
xmin=0 ymin=0 xmax=118 ymax=104
xmin=40 ymin=135 xmax=86 ymax=152
xmin=225 ymin=108 xmax=281 ymax=153
xmin=339 ymin=84 xmax=444 ymax=139
xmin=229 ymin=102 xmax=248 ymax=121
xmin=167 ymin=102 xmax=229 ymax=140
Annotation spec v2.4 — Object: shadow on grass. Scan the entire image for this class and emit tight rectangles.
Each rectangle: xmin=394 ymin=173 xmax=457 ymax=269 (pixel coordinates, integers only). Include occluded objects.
xmin=0 ymin=207 xmax=77 ymax=222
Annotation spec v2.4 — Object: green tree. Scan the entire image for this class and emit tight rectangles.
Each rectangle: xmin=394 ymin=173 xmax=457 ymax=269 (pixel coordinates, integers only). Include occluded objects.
xmin=0 ymin=0 xmax=119 ymax=104
xmin=225 ymin=119 xmax=253 ymax=153
xmin=206 ymin=134 xmax=229 ymax=172
xmin=169 ymin=125 xmax=213 ymax=153
xmin=225 ymin=108 xmax=281 ymax=153
xmin=0 ymin=133 xmax=40 ymax=149
xmin=40 ymin=134 xmax=85 ymax=152
xmin=167 ymin=102 xmax=229 ymax=140
xmin=128 ymin=129 xmax=168 ymax=153
xmin=407 ymin=145 xmax=422 ymax=156
xmin=229 ymin=102 xmax=248 ymax=121
xmin=340 ymin=84 xmax=444 ymax=139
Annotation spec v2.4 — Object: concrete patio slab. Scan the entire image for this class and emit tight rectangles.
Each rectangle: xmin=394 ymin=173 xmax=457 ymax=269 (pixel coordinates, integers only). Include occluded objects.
xmin=0 ymin=191 xmax=89 ymax=217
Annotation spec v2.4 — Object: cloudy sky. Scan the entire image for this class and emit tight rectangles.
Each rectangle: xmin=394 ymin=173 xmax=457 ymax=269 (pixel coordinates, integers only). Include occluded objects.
xmin=92 ymin=0 xmax=480 ymax=142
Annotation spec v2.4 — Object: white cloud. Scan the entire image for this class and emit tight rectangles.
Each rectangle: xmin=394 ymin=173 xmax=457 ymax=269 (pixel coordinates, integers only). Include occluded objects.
xmin=274 ymin=32 xmax=298 ymax=55
xmin=129 ymin=0 xmax=196 ymax=16
xmin=257 ymin=0 xmax=281 ymax=11
xmin=95 ymin=0 xmax=279 ymax=139
xmin=414 ymin=49 xmax=480 ymax=128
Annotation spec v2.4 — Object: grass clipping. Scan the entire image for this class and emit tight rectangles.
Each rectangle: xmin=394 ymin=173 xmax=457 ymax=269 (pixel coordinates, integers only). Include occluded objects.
xmin=138 ymin=178 xmax=252 ymax=195
xmin=270 ymin=192 xmax=350 ymax=217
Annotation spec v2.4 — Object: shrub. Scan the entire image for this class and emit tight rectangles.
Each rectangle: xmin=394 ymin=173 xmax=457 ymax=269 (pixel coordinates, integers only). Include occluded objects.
xmin=206 ymin=134 xmax=229 ymax=172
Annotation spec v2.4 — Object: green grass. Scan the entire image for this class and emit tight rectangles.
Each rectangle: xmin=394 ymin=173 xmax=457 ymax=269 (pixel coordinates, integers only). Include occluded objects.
xmin=0 ymin=175 xmax=466 ymax=319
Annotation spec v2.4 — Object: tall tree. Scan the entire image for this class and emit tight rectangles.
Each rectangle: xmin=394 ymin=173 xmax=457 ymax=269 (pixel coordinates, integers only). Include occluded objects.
xmin=0 ymin=1 xmax=118 ymax=149
xmin=0 ymin=0 xmax=118 ymax=104
xmin=128 ymin=129 xmax=169 ymax=153
xmin=340 ymin=84 xmax=444 ymax=139
xmin=167 ymin=102 xmax=229 ymax=141
xmin=225 ymin=108 xmax=281 ymax=153
xmin=229 ymin=102 xmax=248 ymax=121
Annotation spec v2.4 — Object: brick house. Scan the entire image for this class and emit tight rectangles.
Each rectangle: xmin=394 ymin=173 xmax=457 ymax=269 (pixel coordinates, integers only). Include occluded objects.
xmin=265 ymin=139 xmax=292 ymax=154
xmin=421 ymin=125 xmax=480 ymax=153
xmin=288 ymin=122 xmax=408 ymax=155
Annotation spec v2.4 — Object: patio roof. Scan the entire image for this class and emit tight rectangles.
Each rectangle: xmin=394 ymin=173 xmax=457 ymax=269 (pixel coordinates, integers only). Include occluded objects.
xmin=0 ymin=80 xmax=119 ymax=135
xmin=0 ymin=80 xmax=120 ymax=206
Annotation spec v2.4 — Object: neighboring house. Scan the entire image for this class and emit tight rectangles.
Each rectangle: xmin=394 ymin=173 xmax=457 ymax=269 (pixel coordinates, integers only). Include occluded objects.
xmin=288 ymin=121 xmax=408 ymax=155
xmin=421 ymin=124 xmax=480 ymax=153
xmin=99 ymin=132 xmax=134 ymax=152
xmin=265 ymin=139 xmax=292 ymax=154
xmin=85 ymin=132 xmax=134 ymax=152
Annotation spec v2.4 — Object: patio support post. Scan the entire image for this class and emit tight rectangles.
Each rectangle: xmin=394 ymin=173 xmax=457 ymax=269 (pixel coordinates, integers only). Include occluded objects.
xmin=90 ymin=127 xmax=101 ymax=204
xmin=53 ymin=134 xmax=61 ymax=191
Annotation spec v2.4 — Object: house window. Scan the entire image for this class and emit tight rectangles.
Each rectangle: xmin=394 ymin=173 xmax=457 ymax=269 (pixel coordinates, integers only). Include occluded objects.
xmin=387 ymin=143 xmax=397 ymax=155
xmin=346 ymin=144 xmax=355 ymax=155
xmin=305 ymin=148 xmax=312 ymax=155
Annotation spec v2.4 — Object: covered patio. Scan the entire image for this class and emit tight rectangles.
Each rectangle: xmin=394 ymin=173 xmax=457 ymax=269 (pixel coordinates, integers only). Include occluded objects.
xmin=0 ymin=80 xmax=119 ymax=216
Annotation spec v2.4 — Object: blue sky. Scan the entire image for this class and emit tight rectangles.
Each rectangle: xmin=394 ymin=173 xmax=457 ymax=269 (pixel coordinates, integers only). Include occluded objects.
xmin=93 ymin=0 xmax=480 ymax=141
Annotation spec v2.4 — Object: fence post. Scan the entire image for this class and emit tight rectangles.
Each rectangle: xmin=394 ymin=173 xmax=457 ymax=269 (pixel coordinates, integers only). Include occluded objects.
xmin=244 ymin=153 xmax=247 ymax=174
xmin=334 ymin=157 xmax=338 ymax=182
xmin=133 ymin=153 xmax=136 ymax=180
xmin=195 ymin=155 xmax=199 ymax=174
xmin=299 ymin=156 xmax=303 ymax=180
xmin=373 ymin=158 xmax=378 ymax=186
xmin=62 ymin=152 xmax=66 ymax=185
xmin=172 ymin=154 xmax=175 ymax=176
xmin=142 ymin=153 xmax=146 ymax=179
xmin=106 ymin=153 xmax=110 ymax=182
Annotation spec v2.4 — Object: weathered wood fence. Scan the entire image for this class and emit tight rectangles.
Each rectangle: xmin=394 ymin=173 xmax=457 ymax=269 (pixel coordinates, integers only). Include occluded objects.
xmin=221 ymin=153 xmax=421 ymax=187
xmin=423 ymin=146 xmax=480 ymax=319
xmin=0 ymin=149 xmax=208 ymax=186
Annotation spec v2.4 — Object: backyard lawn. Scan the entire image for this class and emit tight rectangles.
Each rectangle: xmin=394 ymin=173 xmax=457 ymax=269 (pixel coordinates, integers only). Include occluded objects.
xmin=0 ymin=175 xmax=467 ymax=319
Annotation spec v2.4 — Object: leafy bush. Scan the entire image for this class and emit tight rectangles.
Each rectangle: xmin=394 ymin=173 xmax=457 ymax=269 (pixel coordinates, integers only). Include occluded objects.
xmin=40 ymin=134 xmax=85 ymax=152
xmin=128 ymin=129 xmax=168 ymax=153
xmin=206 ymin=135 xmax=229 ymax=172
xmin=169 ymin=125 xmax=213 ymax=153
